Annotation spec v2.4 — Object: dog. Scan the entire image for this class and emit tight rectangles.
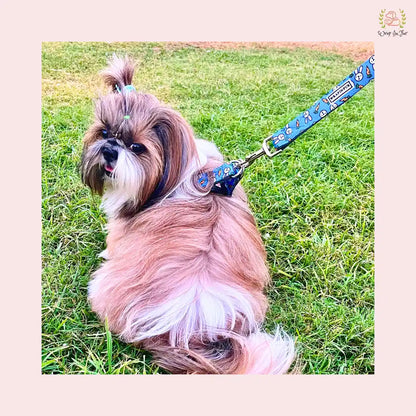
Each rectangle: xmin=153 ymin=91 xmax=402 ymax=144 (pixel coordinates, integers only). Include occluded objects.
xmin=81 ymin=56 xmax=295 ymax=374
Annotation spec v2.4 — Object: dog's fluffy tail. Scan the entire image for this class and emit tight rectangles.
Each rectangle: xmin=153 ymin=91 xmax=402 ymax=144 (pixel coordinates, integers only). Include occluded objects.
xmin=101 ymin=55 xmax=135 ymax=92
xmin=146 ymin=328 xmax=295 ymax=375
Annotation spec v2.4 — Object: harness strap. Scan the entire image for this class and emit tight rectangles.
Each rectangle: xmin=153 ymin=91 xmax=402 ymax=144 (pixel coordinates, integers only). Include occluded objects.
xmin=198 ymin=55 xmax=375 ymax=196
xmin=197 ymin=162 xmax=241 ymax=196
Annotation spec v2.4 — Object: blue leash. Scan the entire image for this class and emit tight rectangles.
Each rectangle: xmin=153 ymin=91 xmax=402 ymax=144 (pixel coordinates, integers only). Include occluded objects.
xmin=197 ymin=55 xmax=375 ymax=196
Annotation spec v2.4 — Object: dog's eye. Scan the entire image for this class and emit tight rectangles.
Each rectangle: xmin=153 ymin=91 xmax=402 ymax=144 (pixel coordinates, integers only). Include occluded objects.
xmin=130 ymin=143 xmax=146 ymax=154
xmin=102 ymin=129 xmax=109 ymax=139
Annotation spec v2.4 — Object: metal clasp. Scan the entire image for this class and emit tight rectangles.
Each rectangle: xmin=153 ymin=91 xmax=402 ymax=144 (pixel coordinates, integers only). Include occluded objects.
xmin=262 ymin=135 xmax=283 ymax=158
xmin=234 ymin=135 xmax=282 ymax=175
xmin=238 ymin=148 xmax=266 ymax=170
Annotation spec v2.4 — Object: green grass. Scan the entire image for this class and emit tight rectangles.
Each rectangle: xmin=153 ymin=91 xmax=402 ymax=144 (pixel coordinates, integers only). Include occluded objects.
xmin=42 ymin=42 xmax=374 ymax=374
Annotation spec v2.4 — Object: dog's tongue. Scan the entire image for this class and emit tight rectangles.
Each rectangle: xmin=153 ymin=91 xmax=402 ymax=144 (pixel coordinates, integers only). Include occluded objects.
xmin=105 ymin=165 xmax=114 ymax=173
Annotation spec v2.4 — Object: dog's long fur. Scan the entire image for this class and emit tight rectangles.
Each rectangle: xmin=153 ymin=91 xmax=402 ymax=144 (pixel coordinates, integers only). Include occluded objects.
xmin=81 ymin=56 xmax=295 ymax=374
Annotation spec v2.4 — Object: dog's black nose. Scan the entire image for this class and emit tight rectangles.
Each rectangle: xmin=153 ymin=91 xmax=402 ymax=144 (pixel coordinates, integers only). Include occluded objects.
xmin=102 ymin=146 xmax=118 ymax=163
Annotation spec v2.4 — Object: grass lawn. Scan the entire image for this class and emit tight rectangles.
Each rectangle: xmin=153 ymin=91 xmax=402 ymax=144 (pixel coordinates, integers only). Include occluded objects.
xmin=42 ymin=42 xmax=374 ymax=374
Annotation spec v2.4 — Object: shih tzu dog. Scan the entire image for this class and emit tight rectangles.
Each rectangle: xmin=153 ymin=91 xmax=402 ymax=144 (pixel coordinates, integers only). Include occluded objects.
xmin=81 ymin=56 xmax=295 ymax=374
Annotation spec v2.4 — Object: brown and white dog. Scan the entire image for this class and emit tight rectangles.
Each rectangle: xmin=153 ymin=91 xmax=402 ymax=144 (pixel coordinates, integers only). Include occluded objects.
xmin=81 ymin=56 xmax=295 ymax=374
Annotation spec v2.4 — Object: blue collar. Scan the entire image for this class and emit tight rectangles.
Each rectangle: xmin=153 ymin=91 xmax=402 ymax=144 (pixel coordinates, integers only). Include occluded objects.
xmin=197 ymin=55 xmax=375 ymax=196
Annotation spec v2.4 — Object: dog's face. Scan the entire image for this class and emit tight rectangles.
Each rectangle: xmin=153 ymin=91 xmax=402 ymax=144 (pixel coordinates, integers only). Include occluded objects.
xmin=81 ymin=58 xmax=198 ymax=217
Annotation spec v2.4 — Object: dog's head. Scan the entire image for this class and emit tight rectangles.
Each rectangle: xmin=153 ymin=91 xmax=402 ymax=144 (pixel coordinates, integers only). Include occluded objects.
xmin=81 ymin=56 xmax=199 ymax=218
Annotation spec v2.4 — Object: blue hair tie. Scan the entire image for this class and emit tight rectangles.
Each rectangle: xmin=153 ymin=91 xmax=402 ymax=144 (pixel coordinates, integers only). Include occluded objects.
xmin=123 ymin=85 xmax=136 ymax=93
xmin=115 ymin=84 xmax=136 ymax=93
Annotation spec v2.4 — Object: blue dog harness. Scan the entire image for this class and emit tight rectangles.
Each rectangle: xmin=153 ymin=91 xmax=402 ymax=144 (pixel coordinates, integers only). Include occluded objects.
xmin=197 ymin=55 xmax=375 ymax=196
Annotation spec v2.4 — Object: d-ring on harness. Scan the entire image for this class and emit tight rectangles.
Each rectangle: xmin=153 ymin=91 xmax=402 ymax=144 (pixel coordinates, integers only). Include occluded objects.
xmin=197 ymin=55 xmax=375 ymax=196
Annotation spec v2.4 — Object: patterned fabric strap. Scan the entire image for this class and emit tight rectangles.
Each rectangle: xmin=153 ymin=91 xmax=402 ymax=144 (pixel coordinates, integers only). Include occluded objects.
xmin=197 ymin=162 xmax=241 ymax=196
xmin=197 ymin=55 xmax=375 ymax=196
xmin=271 ymin=55 xmax=375 ymax=150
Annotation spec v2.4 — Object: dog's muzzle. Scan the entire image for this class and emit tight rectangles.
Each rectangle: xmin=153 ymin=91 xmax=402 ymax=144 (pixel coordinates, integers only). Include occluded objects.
xmin=102 ymin=139 xmax=118 ymax=175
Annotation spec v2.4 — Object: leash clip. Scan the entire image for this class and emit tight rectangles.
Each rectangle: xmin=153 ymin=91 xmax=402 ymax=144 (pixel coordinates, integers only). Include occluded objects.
xmin=236 ymin=135 xmax=282 ymax=173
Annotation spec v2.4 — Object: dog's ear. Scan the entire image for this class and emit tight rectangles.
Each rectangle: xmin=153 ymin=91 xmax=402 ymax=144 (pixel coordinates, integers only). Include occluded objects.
xmin=147 ymin=107 xmax=198 ymax=203
xmin=101 ymin=55 xmax=135 ymax=92
xmin=80 ymin=138 xmax=105 ymax=196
